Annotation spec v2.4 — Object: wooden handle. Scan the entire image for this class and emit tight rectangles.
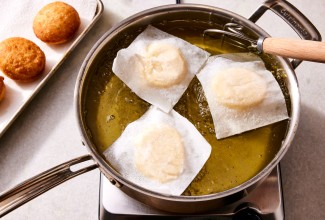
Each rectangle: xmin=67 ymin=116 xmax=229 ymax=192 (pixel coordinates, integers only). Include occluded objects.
xmin=263 ymin=38 xmax=325 ymax=63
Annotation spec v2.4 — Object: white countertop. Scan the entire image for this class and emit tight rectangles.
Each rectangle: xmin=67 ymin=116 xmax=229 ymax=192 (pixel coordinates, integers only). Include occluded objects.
xmin=1 ymin=0 xmax=324 ymax=219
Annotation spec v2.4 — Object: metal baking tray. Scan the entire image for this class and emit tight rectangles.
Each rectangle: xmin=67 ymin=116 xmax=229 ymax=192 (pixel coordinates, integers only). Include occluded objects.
xmin=0 ymin=0 xmax=104 ymax=138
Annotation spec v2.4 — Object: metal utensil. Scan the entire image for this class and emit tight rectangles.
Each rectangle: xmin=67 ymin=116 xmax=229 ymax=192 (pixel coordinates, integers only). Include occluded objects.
xmin=204 ymin=28 xmax=325 ymax=63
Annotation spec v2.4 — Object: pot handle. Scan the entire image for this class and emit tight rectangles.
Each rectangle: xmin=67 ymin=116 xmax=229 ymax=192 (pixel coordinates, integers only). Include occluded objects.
xmin=249 ymin=0 xmax=322 ymax=69
xmin=0 ymin=155 xmax=98 ymax=217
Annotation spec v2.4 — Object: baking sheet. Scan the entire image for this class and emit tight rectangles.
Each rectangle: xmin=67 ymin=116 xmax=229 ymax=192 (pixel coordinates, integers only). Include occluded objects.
xmin=0 ymin=0 xmax=103 ymax=138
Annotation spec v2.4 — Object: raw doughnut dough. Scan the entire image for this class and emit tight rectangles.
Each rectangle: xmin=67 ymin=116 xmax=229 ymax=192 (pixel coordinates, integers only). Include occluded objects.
xmin=135 ymin=123 xmax=185 ymax=183
xmin=104 ymin=106 xmax=212 ymax=195
xmin=197 ymin=53 xmax=289 ymax=139
xmin=112 ymin=25 xmax=210 ymax=113
xmin=142 ymin=43 xmax=187 ymax=88
xmin=213 ymin=67 xmax=267 ymax=109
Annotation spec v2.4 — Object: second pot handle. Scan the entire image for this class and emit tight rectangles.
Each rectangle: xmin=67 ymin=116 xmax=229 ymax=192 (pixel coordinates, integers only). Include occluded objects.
xmin=0 ymin=155 xmax=98 ymax=217
xmin=249 ymin=0 xmax=322 ymax=69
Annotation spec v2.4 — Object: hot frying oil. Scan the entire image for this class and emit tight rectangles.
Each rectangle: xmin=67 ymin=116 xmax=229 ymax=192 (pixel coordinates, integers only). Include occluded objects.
xmin=85 ymin=24 xmax=288 ymax=196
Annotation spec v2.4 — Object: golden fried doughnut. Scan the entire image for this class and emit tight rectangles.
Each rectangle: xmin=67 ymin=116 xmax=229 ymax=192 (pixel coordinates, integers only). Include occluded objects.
xmin=33 ymin=1 xmax=81 ymax=44
xmin=0 ymin=76 xmax=5 ymax=102
xmin=0 ymin=37 xmax=46 ymax=82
